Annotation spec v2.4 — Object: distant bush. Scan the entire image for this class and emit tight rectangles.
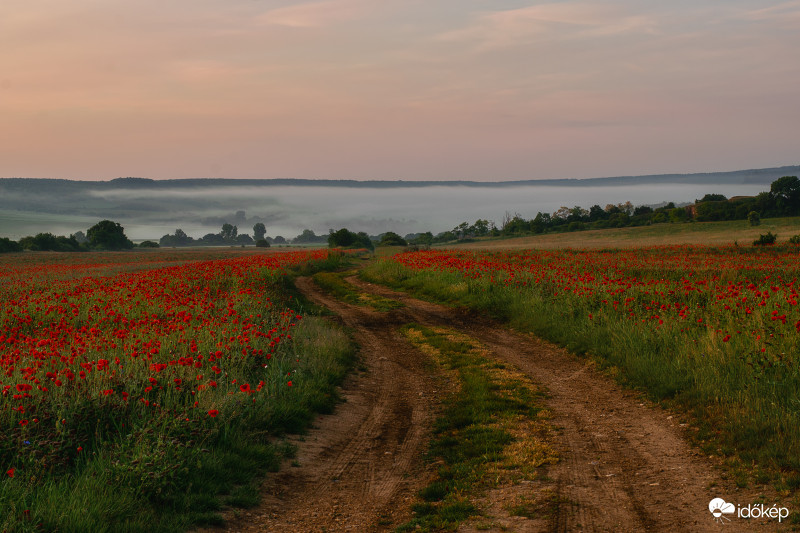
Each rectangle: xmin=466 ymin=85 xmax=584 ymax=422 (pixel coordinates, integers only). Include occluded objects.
xmin=235 ymin=234 xmax=254 ymax=245
xmin=0 ymin=237 xmax=22 ymax=253
xmin=87 ymin=220 xmax=133 ymax=250
xmin=567 ymin=222 xmax=585 ymax=232
xmin=160 ymin=229 xmax=195 ymax=247
xmin=747 ymin=211 xmax=761 ymax=226
xmin=753 ymin=232 xmax=777 ymax=246
xmin=328 ymin=228 xmax=374 ymax=251
xmin=379 ymin=231 xmax=407 ymax=246
xmin=789 ymin=234 xmax=800 ymax=244
xmin=293 ymin=229 xmax=327 ymax=244
xmin=19 ymin=233 xmax=84 ymax=252
xmin=138 ymin=240 xmax=160 ymax=248
xmin=255 ymin=239 xmax=270 ymax=248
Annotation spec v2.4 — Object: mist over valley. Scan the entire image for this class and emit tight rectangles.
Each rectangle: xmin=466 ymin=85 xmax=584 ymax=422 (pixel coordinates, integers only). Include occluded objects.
xmin=1 ymin=166 xmax=796 ymax=241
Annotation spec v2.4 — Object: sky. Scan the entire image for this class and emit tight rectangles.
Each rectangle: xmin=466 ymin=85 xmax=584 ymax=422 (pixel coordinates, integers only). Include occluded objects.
xmin=1 ymin=1 xmax=798 ymax=181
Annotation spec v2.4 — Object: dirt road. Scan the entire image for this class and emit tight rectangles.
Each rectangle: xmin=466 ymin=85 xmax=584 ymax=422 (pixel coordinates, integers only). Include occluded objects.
xmin=210 ymin=274 xmax=789 ymax=532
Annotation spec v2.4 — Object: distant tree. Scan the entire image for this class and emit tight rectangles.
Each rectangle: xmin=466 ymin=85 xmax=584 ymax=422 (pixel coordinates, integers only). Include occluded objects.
xmin=160 ymin=228 xmax=194 ymax=247
xmin=138 ymin=240 xmax=160 ymax=248
xmin=607 ymin=212 xmax=630 ymax=227
xmin=433 ymin=230 xmax=456 ymax=243
xmin=253 ymin=222 xmax=266 ymax=241
xmin=199 ymin=233 xmax=226 ymax=245
xmin=410 ymin=232 xmax=433 ymax=246
xmin=255 ymin=239 xmax=270 ymax=248
xmin=554 ymin=206 xmax=571 ymax=220
xmin=220 ymin=223 xmax=238 ymax=241
xmin=273 ymin=236 xmax=287 ymax=244
xmin=502 ymin=214 xmax=528 ymax=235
xmin=753 ymin=191 xmax=775 ymax=217
xmin=454 ymin=222 xmax=470 ymax=239
xmin=293 ymin=229 xmax=326 ymax=244
xmin=19 ymin=233 xmax=83 ymax=252
xmin=770 ymin=176 xmax=800 ymax=215
xmin=235 ymin=234 xmax=254 ymax=245
xmin=471 ymin=219 xmax=490 ymax=236
xmin=379 ymin=231 xmax=407 ymax=246
xmin=633 ymin=206 xmax=653 ymax=216
xmin=697 ymin=193 xmax=727 ymax=203
xmin=0 ymin=237 xmax=22 ymax=253
xmin=588 ymin=205 xmax=607 ymax=221
xmin=86 ymin=220 xmax=133 ymax=250
xmin=354 ymin=232 xmax=374 ymax=251
xmin=695 ymin=200 xmax=735 ymax=221
xmin=329 ymin=228 xmax=355 ymax=247
xmin=71 ymin=230 xmax=88 ymax=244
xmin=748 ymin=211 xmax=761 ymax=226
xmin=328 ymin=228 xmax=374 ymax=250
xmin=619 ymin=201 xmax=634 ymax=215
xmin=567 ymin=221 xmax=585 ymax=232
xmin=651 ymin=212 xmax=668 ymax=224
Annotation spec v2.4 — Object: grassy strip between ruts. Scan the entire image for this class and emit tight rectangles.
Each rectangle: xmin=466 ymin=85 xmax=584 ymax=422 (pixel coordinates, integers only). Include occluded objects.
xmin=396 ymin=324 xmax=558 ymax=532
xmin=1 ymin=258 xmax=357 ymax=533
xmin=360 ymin=254 xmax=800 ymax=505
xmin=312 ymin=270 xmax=404 ymax=311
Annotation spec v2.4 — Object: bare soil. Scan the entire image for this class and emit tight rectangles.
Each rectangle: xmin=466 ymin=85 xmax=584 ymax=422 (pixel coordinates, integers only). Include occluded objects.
xmin=202 ymin=274 xmax=791 ymax=532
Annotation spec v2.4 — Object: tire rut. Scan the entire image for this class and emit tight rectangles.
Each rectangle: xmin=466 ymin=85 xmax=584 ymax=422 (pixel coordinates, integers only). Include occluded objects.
xmin=345 ymin=275 xmax=788 ymax=532
xmin=200 ymin=277 xmax=439 ymax=533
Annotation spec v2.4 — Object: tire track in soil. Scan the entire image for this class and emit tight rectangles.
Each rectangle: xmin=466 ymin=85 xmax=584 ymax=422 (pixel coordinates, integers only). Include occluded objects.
xmin=200 ymin=277 xmax=441 ymax=533
xmin=342 ymin=275 xmax=789 ymax=532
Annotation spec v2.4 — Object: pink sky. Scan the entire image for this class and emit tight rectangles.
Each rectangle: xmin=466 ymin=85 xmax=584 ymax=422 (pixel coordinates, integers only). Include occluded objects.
xmin=1 ymin=1 xmax=798 ymax=181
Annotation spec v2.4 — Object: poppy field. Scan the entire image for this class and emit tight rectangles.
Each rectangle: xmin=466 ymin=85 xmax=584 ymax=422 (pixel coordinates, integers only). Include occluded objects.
xmin=364 ymin=245 xmax=800 ymax=487
xmin=0 ymin=248 xmax=354 ymax=532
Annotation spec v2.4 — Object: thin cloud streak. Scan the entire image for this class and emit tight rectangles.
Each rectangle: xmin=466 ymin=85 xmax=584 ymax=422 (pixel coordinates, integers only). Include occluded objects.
xmin=256 ymin=0 xmax=378 ymax=28
xmin=437 ymin=3 xmax=659 ymax=50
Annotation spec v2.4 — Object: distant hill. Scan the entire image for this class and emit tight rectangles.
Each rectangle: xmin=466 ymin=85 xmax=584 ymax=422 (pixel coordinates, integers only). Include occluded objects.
xmin=1 ymin=165 xmax=797 ymax=241
xmin=3 ymin=164 xmax=798 ymax=193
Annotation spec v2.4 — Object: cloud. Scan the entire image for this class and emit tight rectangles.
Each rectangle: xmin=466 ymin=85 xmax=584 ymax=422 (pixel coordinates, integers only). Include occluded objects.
xmin=438 ymin=2 xmax=658 ymax=50
xmin=738 ymin=0 xmax=800 ymax=27
xmin=256 ymin=0 xmax=377 ymax=28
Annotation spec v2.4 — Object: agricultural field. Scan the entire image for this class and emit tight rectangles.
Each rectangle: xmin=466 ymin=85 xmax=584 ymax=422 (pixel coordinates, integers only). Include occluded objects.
xmin=0 ymin=248 xmax=354 ymax=532
xmin=3 ymin=239 xmax=799 ymax=531
xmin=363 ymin=245 xmax=800 ymax=487
xmin=455 ymin=216 xmax=800 ymax=250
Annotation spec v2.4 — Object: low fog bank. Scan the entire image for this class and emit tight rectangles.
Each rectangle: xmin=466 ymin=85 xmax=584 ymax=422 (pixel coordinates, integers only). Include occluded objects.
xmin=0 ymin=182 xmax=771 ymax=241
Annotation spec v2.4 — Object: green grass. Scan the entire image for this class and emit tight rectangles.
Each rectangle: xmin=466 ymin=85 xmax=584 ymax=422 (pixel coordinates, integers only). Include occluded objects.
xmin=396 ymin=325 xmax=556 ymax=532
xmin=312 ymin=270 xmax=404 ymax=311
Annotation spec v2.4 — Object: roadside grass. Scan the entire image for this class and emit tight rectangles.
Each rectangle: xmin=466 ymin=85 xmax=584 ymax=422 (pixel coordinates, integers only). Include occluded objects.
xmin=2 ymin=312 xmax=356 ymax=533
xmin=361 ymin=253 xmax=800 ymax=500
xmin=0 ymin=254 xmax=357 ymax=532
xmin=312 ymin=270 xmax=404 ymax=311
xmin=395 ymin=325 xmax=557 ymax=532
